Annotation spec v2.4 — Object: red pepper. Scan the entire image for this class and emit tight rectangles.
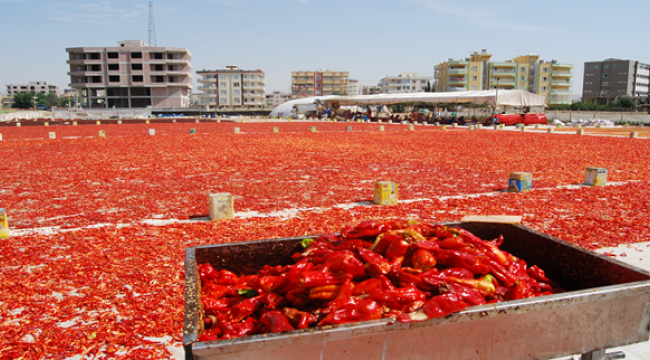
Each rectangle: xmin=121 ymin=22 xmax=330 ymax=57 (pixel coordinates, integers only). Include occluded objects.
xmin=334 ymin=239 xmax=371 ymax=251
xmin=260 ymin=292 xmax=286 ymax=312
xmin=272 ymin=259 xmax=314 ymax=294
xmin=385 ymin=237 xmax=410 ymax=271
xmin=412 ymin=239 xmax=440 ymax=252
xmin=482 ymin=257 xmax=518 ymax=288
xmin=438 ymin=236 xmax=470 ymax=249
xmin=238 ymin=275 xmax=258 ymax=286
xmin=421 ymin=272 xmax=496 ymax=298
xmin=308 ymin=284 xmax=341 ymax=301
xmin=198 ymin=263 xmax=219 ymax=283
xmin=321 ymin=250 xmax=365 ymax=277
xmin=259 ymin=264 xmax=289 ymax=276
xmin=395 ymin=269 xmax=431 ymax=291
xmin=508 ymin=280 xmax=535 ymax=300
xmin=318 ymin=299 xmax=383 ymax=326
xmin=202 ymin=283 xmax=230 ymax=299
xmin=223 ymin=295 xmax=264 ymax=323
xmin=251 ymin=276 xmax=278 ymax=294
xmin=259 ymin=311 xmax=295 ymax=334
xmin=423 ymin=294 xmax=469 ymax=319
xmin=219 ymin=317 xmax=258 ymax=339
xmin=282 ymin=307 xmax=317 ymax=329
xmin=216 ymin=269 xmax=239 ymax=286
xmin=198 ymin=330 xmax=219 ymax=342
xmin=443 ymin=283 xmax=487 ymax=306
xmin=440 ymin=267 xmax=473 ymax=279
xmin=457 ymin=229 xmax=510 ymax=266
xmin=352 ymin=278 xmax=383 ymax=296
xmin=301 ymin=271 xmax=351 ymax=288
xmin=341 ymin=219 xmax=387 ymax=240
xmin=297 ymin=246 xmax=334 ymax=265
xmin=358 ymin=247 xmax=391 ymax=276
xmin=202 ymin=297 xmax=237 ymax=315
xmin=527 ymin=265 xmax=559 ymax=288
xmin=371 ymin=233 xmax=401 ymax=255
xmin=412 ymin=249 xmax=436 ymax=271
xmin=367 ymin=285 xmax=427 ymax=310
xmin=432 ymin=248 xmax=479 ymax=271
xmin=322 ymin=278 xmax=357 ymax=313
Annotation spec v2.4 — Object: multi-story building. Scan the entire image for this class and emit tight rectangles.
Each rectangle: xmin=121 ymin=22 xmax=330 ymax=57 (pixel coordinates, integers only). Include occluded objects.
xmin=378 ymin=72 xmax=431 ymax=94
xmin=66 ymin=40 xmax=192 ymax=108
xmin=266 ymin=91 xmax=291 ymax=108
xmin=582 ymin=59 xmax=650 ymax=105
xmin=6 ymin=81 xmax=59 ymax=96
xmin=1 ymin=94 xmax=12 ymax=109
xmin=435 ymin=49 xmax=574 ymax=105
xmin=347 ymin=79 xmax=360 ymax=95
xmin=362 ymin=86 xmax=382 ymax=95
xmin=196 ymin=66 xmax=265 ymax=109
xmin=291 ymin=70 xmax=349 ymax=99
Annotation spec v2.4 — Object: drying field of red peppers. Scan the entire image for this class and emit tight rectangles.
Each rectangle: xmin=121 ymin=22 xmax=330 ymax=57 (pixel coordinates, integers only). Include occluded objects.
xmin=1 ymin=121 xmax=650 ymax=359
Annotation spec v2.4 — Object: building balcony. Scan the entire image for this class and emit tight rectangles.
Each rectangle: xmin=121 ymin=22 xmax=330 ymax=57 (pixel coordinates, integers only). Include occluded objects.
xmin=198 ymin=78 xmax=217 ymax=84
xmin=551 ymin=90 xmax=572 ymax=96
xmin=243 ymin=85 xmax=264 ymax=89
xmin=448 ymin=78 xmax=467 ymax=85
xmin=491 ymin=62 xmax=516 ymax=68
xmin=551 ymin=70 xmax=573 ymax=77
xmin=551 ymin=80 xmax=572 ymax=86
xmin=491 ymin=69 xmax=516 ymax=76
xmin=490 ymin=79 xmax=515 ymax=86
xmin=551 ymin=63 xmax=574 ymax=69
xmin=447 ymin=86 xmax=467 ymax=91
xmin=292 ymin=72 xmax=314 ymax=77
xmin=292 ymin=80 xmax=313 ymax=85
xmin=323 ymin=72 xmax=349 ymax=77
xmin=447 ymin=68 xmax=468 ymax=75
xmin=447 ymin=60 xmax=468 ymax=66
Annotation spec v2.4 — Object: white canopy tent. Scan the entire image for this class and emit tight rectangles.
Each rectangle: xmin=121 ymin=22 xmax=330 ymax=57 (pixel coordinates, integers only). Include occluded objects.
xmin=269 ymin=96 xmax=338 ymax=117
xmin=320 ymin=90 xmax=546 ymax=108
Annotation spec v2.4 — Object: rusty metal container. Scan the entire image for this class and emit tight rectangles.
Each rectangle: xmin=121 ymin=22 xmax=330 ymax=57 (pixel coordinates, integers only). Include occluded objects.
xmin=183 ymin=222 xmax=650 ymax=360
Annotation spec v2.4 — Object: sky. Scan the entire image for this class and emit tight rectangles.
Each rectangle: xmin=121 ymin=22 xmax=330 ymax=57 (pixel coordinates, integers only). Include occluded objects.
xmin=1 ymin=0 xmax=649 ymax=97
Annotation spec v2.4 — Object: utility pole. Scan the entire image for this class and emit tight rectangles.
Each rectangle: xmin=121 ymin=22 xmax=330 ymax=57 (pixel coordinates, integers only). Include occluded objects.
xmin=148 ymin=1 xmax=157 ymax=47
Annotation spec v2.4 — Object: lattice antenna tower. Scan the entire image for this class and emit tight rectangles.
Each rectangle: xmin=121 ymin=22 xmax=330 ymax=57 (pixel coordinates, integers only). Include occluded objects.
xmin=148 ymin=1 xmax=157 ymax=47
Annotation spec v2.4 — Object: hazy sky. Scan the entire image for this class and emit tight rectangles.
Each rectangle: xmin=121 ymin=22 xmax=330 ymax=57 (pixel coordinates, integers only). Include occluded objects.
xmin=1 ymin=0 xmax=649 ymax=96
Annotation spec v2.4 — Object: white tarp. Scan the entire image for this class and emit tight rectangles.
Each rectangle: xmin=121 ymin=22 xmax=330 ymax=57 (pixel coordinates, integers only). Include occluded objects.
xmin=269 ymin=95 xmax=338 ymax=117
xmin=320 ymin=90 xmax=546 ymax=108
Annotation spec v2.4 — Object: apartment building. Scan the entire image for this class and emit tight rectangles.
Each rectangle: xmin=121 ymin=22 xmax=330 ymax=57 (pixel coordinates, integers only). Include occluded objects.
xmin=266 ymin=91 xmax=291 ymax=108
xmin=362 ymin=86 xmax=382 ymax=95
xmin=434 ymin=49 xmax=574 ymax=105
xmin=6 ymin=81 xmax=59 ymax=96
xmin=347 ymin=79 xmax=360 ymax=95
xmin=66 ymin=40 xmax=192 ymax=108
xmin=291 ymin=70 xmax=349 ymax=99
xmin=196 ymin=66 xmax=265 ymax=109
xmin=582 ymin=59 xmax=650 ymax=104
xmin=379 ymin=72 xmax=431 ymax=94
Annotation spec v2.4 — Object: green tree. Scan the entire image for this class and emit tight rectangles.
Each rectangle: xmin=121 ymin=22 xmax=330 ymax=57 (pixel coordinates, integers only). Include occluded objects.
xmin=619 ymin=97 xmax=636 ymax=111
xmin=12 ymin=91 xmax=35 ymax=109
xmin=46 ymin=93 xmax=59 ymax=107
xmin=59 ymin=97 xmax=71 ymax=107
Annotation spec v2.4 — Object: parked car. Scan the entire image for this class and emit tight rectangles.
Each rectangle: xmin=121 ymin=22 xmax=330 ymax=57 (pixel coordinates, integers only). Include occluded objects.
xmin=36 ymin=104 xmax=47 ymax=111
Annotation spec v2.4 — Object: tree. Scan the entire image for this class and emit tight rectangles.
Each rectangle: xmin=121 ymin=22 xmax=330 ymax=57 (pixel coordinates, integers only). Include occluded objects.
xmin=12 ymin=91 xmax=35 ymax=109
xmin=59 ymin=97 xmax=71 ymax=107
xmin=619 ymin=97 xmax=636 ymax=111
xmin=46 ymin=93 xmax=59 ymax=107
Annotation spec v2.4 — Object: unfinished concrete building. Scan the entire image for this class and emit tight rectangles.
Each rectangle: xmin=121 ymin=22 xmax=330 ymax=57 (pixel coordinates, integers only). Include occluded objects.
xmin=66 ymin=40 xmax=192 ymax=108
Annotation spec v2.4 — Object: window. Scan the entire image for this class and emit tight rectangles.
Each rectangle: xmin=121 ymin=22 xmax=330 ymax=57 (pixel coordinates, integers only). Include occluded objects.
xmin=316 ymin=76 xmax=321 ymax=80
xmin=233 ymin=82 xmax=240 ymax=87
xmin=220 ymin=75 xmax=227 ymax=79
xmin=90 ymin=64 xmax=101 ymax=71
xmin=131 ymin=63 xmax=143 ymax=70
xmin=153 ymin=64 xmax=164 ymax=71
xmin=519 ymin=86 xmax=524 ymax=90
xmin=109 ymin=75 xmax=120 ymax=82
xmin=108 ymin=64 xmax=119 ymax=71
xmin=220 ymin=90 xmax=227 ymax=95
xmin=602 ymin=74 xmax=611 ymax=78
xmin=234 ymin=98 xmax=240 ymax=103
xmin=471 ymin=85 xmax=477 ymax=90
xmin=472 ymin=76 xmax=477 ymax=81
xmin=602 ymin=82 xmax=610 ymax=86
xmin=603 ymin=65 xmax=611 ymax=69
xmin=234 ymin=90 xmax=240 ymax=95
xmin=601 ymin=90 xmax=609 ymax=95
xmin=131 ymin=52 xmax=142 ymax=59
xmin=542 ymin=77 xmax=547 ymax=82
xmin=89 ymin=53 xmax=100 ymax=59
xmin=520 ymin=76 xmax=524 ymax=81
xmin=542 ymin=67 xmax=548 ymax=73
xmin=107 ymin=52 xmax=118 ymax=59
xmin=472 ymin=66 xmax=478 ymax=71
xmin=220 ymin=82 xmax=227 ymax=87
xmin=520 ymin=67 xmax=525 ymax=72
xmin=153 ymin=76 xmax=164 ymax=83
xmin=132 ymin=75 xmax=143 ymax=82
xmin=233 ymin=75 xmax=239 ymax=79
xmin=541 ymin=86 xmax=546 ymax=91
xmin=151 ymin=53 xmax=164 ymax=60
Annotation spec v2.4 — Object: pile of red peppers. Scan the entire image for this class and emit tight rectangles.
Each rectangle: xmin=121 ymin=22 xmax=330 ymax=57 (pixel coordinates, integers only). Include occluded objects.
xmin=197 ymin=219 xmax=564 ymax=341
